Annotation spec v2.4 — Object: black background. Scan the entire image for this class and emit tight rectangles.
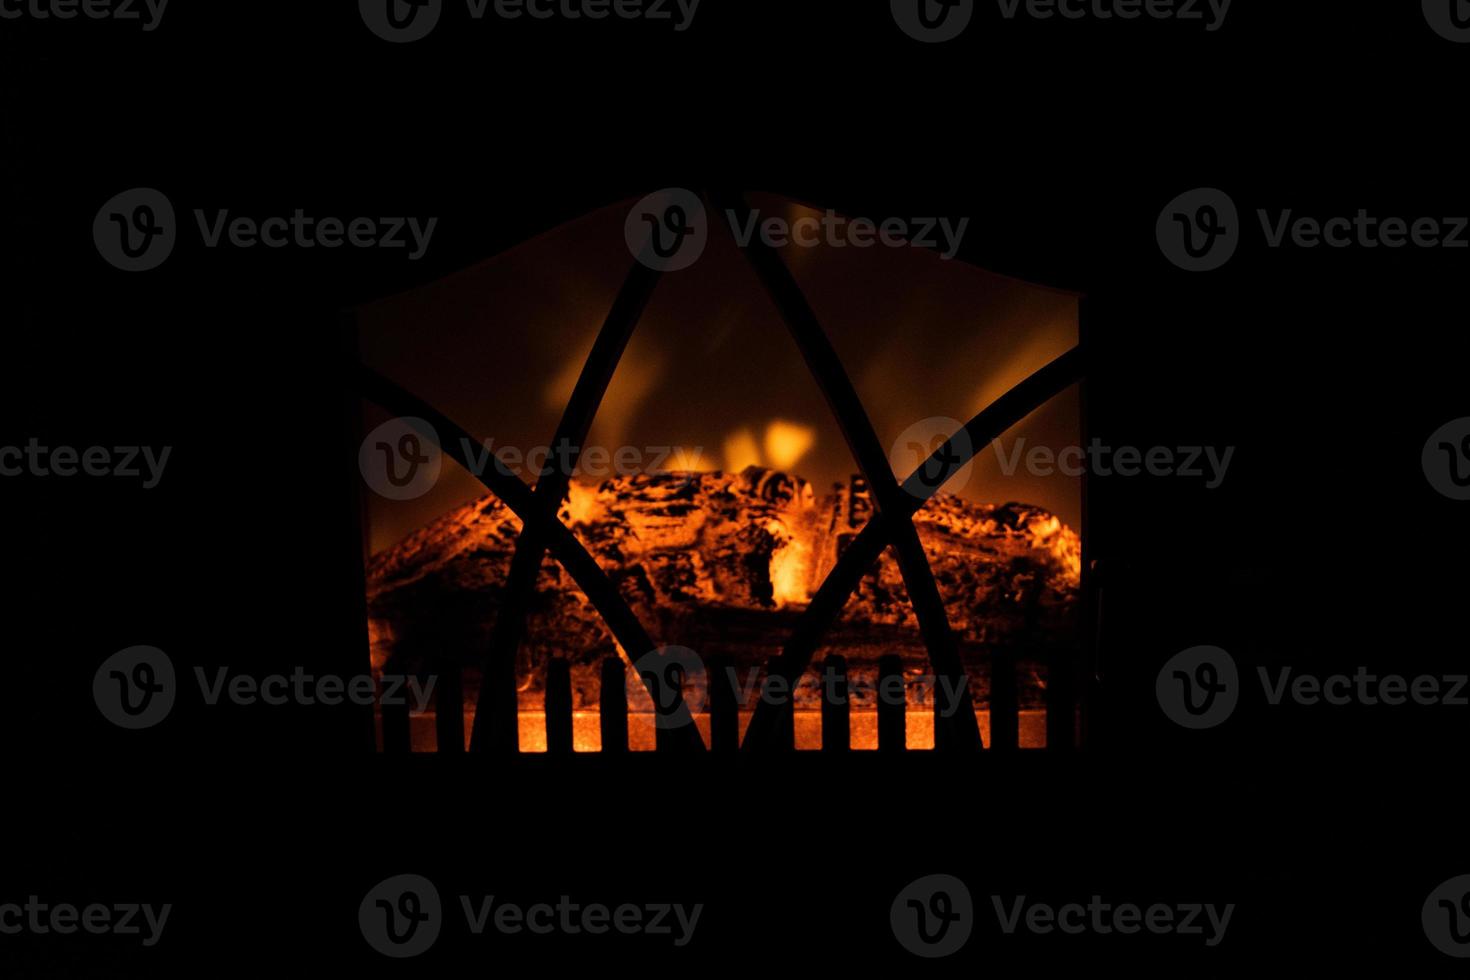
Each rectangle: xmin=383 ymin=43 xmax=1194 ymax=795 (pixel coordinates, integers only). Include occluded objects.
xmin=3 ymin=0 xmax=1468 ymax=972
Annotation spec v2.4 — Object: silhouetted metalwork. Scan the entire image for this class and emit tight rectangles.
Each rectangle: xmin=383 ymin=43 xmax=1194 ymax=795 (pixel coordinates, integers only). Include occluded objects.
xmin=715 ymin=189 xmax=980 ymax=752
xmin=469 ymin=258 xmax=662 ymax=754
xmin=599 ymin=657 xmax=629 ymax=753
xmin=359 ymin=366 xmax=706 ymax=751
xmin=739 ymin=346 xmax=1086 ymax=750
xmin=820 ymin=655 xmax=850 ymax=753
xmin=357 ymin=193 xmax=1085 ymax=755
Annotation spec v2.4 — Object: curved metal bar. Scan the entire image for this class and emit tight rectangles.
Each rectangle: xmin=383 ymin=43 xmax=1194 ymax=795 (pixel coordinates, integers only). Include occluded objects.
xmin=714 ymin=190 xmax=980 ymax=750
xmin=741 ymin=346 xmax=1086 ymax=750
xmin=359 ymin=367 xmax=706 ymax=751
xmin=469 ymin=259 xmax=663 ymax=753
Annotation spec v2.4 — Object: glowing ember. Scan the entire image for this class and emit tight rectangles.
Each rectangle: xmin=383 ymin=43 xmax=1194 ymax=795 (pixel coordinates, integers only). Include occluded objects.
xmin=762 ymin=419 xmax=816 ymax=472
xmin=367 ymin=466 xmax=1080 ymax=744
xmin=389 ymin=709 xmax=1049 ymax=752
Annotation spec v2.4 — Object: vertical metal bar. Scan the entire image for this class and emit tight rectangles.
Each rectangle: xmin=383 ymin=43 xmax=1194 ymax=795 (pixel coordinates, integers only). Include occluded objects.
xmin=599 ymin=656 xmax=628 ymax=754
xmin=1076 ymin=294 xmax=1096 ymax=750
xmin=470 ymin=260 xmax=663 ymax=754
xmin=707 ymin=653 xmax=739 ymax=753
xmin=337 ymin=312 xmax=378 ymax=752
xmin=714 ymin=190 xmax=980 ymax=753
xmin=546 ymin=659 xmax=574 ymax=755
xmin=434 ymin=662 xmax=464 ymax=754
xmin=820 ymin=654 xmax=849 ymax=753
xmin=765 ymin=658 xmax=795 ymax=752
xmin=738 ymin=348 xmax=1084 ymax=750
xmin=877 ymin=653 xmax=906 ymax=753
xmin=379 ymin=668 xmax=412 ymax=754
xmin=359 ymin=369 xmax=705 ymax=752
xmin=989 ymin=646 xmax=1018 ymax=752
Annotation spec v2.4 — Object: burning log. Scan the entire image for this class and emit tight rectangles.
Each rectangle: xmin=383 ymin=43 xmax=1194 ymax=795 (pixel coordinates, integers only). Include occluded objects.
xmin=366 ymin=466 xmax=1080 ymax=714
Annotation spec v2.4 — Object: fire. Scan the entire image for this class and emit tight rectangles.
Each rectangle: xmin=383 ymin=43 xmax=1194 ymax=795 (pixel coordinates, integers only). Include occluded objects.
xmin=559 ymin=482 xmax=600 ymax=526
xmin=723 ymin=428 xmax=762 ymax=472
xmin=763 ymin=420 xmax=816 ymax=471
xmin=723 ymin=420 xmax=817 ymax=473
xmin=665 ymin=446 xmax=717 ymax=472
xmin=766 ymin=518 xmax=813 ymax=607
xmin=1024 ymin=513 xmax=1082 ymax=581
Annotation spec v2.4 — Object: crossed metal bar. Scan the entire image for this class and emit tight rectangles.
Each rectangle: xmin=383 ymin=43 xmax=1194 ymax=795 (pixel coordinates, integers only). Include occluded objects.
xmin=466 ymin=258 xmax=663 ymax=754
xmin=710 ymin=190 xmax=983 ymax=750
xmin=359 ymin=190 xmax=1084 ymax=753
xmin=359 ymin=365 xmax=707 ymax=752
xmin=738 ymin=345 xmax=1085 ymax=749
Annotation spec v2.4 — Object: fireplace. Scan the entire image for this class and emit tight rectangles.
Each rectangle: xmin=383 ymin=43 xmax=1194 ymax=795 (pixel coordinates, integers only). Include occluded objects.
xmin=351 ymin=190 xmax=1089 ymax=754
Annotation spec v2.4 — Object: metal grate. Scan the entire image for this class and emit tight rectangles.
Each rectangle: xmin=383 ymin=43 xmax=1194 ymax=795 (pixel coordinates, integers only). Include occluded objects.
xmin=359 ymin=191 xmax=1086 ymax=755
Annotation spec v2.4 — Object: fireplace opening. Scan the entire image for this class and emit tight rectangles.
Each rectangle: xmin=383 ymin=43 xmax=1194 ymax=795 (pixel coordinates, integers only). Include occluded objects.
xmin=354 ymin=191 xmax=1085 ymax=753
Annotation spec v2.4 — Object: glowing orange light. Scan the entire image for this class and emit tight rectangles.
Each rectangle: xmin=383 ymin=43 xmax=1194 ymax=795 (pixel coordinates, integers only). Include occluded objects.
xmin=763 ymin=419 xmax=816 ymax=472
xmin=723 ymin=428 xmax=762 ymax=472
